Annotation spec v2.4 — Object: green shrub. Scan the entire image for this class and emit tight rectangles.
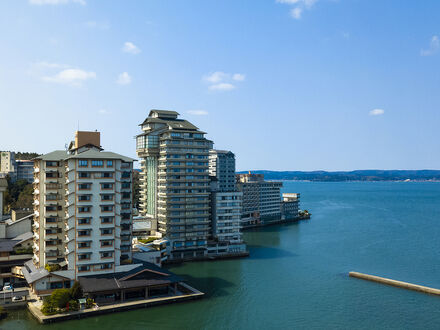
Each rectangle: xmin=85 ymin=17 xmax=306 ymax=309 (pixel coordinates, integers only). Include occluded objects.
xmin=51 ymin=289 xmax=71 ymax=309
xmin=138 ymin=237 xmax=156 ymax=244
xmin=86 ymin=298 xmax=94 ymax=309
xmin=41 ymin=297 xmax=57 ymax=316
xmin=45 ymin=263 xmax=61 ymax=272
xmin=68 ymin=299 xmax=79 ymax=311
xmin=70 ymin=281 xmax=83 ymax=300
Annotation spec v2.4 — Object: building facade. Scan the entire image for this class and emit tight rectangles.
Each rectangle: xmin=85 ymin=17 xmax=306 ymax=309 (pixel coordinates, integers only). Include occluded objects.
xmin=16 ymin=160 xmax=34 ymax=183
xmin=136 ymin=110 xmax=211 ymax=260
xmin=32 ymin=131 xmax=134 ymax=279
xmin=236 ymin=173 xmax=283 ymax=227
xmin=281 ymin=193 xmax=300 ymax=220
xmin=209 ymin=150 xmax=236 ymax=192
xmin=0 ymin=151 xmax=16 ymax=180
xmin=208 ymin=150 xmax=245 ymax=255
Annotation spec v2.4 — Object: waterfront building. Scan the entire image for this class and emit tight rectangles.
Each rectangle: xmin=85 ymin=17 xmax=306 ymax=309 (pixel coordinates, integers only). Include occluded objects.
xmin=236 ymin=173 xmax=283 ymax=227
xmin=31 ymin=131 xmax=134 ymax=280
xmin=136 ymin=110 xmax=211 ymax=260
xmin=208 ymin=150 xmax=246 ymax=255
xmin=281 ymin=193 xmax=300 ymax=220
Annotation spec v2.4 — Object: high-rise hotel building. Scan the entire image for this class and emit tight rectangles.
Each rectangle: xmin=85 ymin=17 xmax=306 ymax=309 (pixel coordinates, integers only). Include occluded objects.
xmin=32 ymin=131 xmax=134 ymax=278
xmin=208 ymin=150 xmax=245 ymax=254
xmin=136 ymin=110 xmax=211 ymax=260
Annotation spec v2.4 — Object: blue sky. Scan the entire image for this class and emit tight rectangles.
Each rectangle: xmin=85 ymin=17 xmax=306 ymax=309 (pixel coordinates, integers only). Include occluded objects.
xmin=0 ymin=0 xmax=439 ymax=171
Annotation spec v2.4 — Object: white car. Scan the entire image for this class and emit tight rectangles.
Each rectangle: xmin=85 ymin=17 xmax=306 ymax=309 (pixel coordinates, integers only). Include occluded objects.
xmin=3 ymin=285 xmax=13 ymax=291
xmin=12 ymin=296 xmax=24 ymax=302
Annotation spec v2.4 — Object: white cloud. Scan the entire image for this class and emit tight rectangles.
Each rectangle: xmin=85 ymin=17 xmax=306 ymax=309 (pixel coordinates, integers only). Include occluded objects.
xmin=277 ymin=0 xmax=318 ymax=20
xmin=204 ymin=71 xmax=228 ymax=83
xmin=420 ymin=35 xmax=439 ymax=56
xmin=42 ymin=68 xmax=96 ymax=86
xmin=203 ymin=71 xmax=245 ymax=91
xmin=84 ymin=21 xmax=110 ymax=30
xmin=232 ymin=73 xmax=246 ymax=81
xmin=122 ymin=42 xmax=141 ymax=55
xmin=290 ymin=7 xmax=303 ymax=19
xmin=116 ymin=72 xmax=132 ymax=85
xmin=369 ymin=109 xmax=384 ymax=116
xmin=99 ymin=109 xmax=110 ymax=115
xmin=209 ymin=83 xmax=235 ymax=91
xmin=187 ymin=110 xmax=209 ymax=116
xmin=29 ymin=0 xmax=85 ymax=5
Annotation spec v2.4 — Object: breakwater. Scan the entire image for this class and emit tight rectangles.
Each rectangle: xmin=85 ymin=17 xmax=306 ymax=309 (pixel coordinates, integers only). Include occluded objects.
xmin=349 ymin=272 xmax=440 ymax=295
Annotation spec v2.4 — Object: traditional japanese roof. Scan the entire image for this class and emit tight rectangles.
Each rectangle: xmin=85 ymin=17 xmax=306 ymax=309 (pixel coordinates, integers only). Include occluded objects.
xmin=78 ymin=260 xmax=182 ymax=294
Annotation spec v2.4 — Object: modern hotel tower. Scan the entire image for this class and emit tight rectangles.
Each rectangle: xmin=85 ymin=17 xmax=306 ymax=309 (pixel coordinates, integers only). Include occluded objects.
xmin=136 ymin=110 xmax=212 ymax=260
xmin=32 ymin=131 xmax=134 ymax=278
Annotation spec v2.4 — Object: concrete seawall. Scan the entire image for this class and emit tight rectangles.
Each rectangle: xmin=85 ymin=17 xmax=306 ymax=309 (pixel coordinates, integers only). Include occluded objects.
xmin=349 ymin=271 xmax=440 ymax=296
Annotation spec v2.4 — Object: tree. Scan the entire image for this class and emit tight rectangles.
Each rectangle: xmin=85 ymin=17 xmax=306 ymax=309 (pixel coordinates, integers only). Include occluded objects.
xmin=70 ymin=281 xmax=83 ymax=300
xmin=51 ymin=289 xmax=71 ymax=309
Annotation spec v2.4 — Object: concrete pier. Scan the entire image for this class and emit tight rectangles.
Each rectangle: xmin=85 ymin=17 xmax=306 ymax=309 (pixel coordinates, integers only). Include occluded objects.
xmin=349 ymin=271 xmax=440 ymax=296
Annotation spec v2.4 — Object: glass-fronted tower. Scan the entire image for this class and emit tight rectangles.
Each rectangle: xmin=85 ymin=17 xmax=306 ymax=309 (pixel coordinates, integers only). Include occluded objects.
xmin=136 ymin=110 xmax=211 ymax=260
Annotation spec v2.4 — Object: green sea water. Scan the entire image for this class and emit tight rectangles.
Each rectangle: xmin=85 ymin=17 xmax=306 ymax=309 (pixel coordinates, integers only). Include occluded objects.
xmin=3 ymin=182 xmax=440 ymax=329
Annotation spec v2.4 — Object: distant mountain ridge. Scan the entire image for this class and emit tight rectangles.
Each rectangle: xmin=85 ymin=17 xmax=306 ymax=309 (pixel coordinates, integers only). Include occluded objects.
xmin=237 ymin=170 xmax=440 ymax=182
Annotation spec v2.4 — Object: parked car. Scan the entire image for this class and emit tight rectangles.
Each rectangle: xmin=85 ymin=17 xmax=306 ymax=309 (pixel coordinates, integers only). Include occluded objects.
xmin=3 ymin=284 xmax=12 ymax=291
xmin=12 ymin=296 xmax=24 ymax=302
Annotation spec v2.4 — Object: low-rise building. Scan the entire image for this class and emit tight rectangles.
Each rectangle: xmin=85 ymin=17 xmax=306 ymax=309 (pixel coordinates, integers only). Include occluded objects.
xmin=16 ymin=160 xmax=34 ymax=183
xmin=236 ymin=173 xmax=283 ymax=227
xmin=281 ymin=193 xmax=300 ymax=220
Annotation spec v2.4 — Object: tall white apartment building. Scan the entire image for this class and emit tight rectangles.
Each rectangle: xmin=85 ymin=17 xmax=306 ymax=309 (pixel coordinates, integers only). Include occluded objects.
xmin=136 ymin=110 xmax=211 ymax=260
xmin=32 ymin=131 xmax=134 ymax=279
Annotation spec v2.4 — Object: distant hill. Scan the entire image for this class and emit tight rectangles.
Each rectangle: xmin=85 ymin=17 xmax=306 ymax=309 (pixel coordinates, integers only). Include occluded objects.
xmin=237 ymin=170 xmax=440 ymax=182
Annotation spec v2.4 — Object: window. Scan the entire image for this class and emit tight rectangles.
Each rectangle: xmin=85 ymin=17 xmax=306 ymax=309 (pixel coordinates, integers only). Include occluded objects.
xmin=78 ymin=206 xmax=91 ymax=213
xmin=101 ymin=183 xmax=113 ymax=190
xmin=107 ymin=160 xmax=113 ymax=167
xmin=78 ymin=195 xmax=91 ymax=201
xmin=78 ymin=265 xmax=90 ymax=272
xmin=100 ymin=172 xmax=113 ymax=178
xmin=79 ymin=160 xmax=88 ymax=167
xmin=50 ymin=282 xmax=63 ymax=289
xmin=77 ymin=241 xmax=91 ymax=249
xmin=121 ymin=182 xmax=130 ymax=189
xmin=100 ymin=251 xmax=113 ymax=258
xmin=100 ymin=205 xmax=114 ymax=212
xmin=101 ymin=194 xmax=113 ymax=201
xmin=171 ymin=132 xmax=182 ymax=137
xmin=99 ymin=263 xmax=112 ymax=270
xmin=78 ymin=172 xmax=90 ymax=178
xmin=101 ymin=217 xmax=114 ymax=224
xmin=92 ymin=160 xmax=103 ymax=167
xmin=78 ymin=218 xmax=91 ymax=225
xmin=78 ymin=183 xmax=91 ymax=190
xmin=78 ymin=253 xmax=91 ymax=260
xmin=78 ymin=230 xmax=90 ymax=236
xmin=121 ymin=171 xmax=130 ymax=178
xmin=46 ymin=161 xmax=58 ymax=167
xmin=100 ymin=228 xmax=113 ymax=235
xmin=122 ymin=192 xmax=130 ymax=199
xmin=100 ymin=240 xmax=113 ymax=247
